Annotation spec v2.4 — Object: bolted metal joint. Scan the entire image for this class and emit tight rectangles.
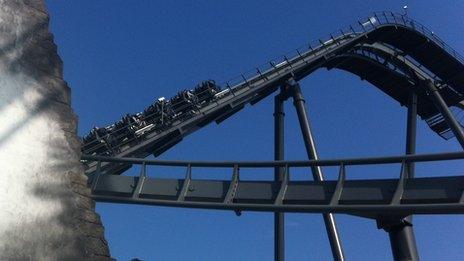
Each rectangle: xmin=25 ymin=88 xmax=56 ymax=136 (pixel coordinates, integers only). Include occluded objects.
xmin=282 ymin=78 xmax=304 ymax=102
xmin=377 ymin=216 xmax=419 ymax=261
xmin=277 ymin=84 xmax=294 ymax=101
xmin=376 ymin=217 xmax=413 ymax=233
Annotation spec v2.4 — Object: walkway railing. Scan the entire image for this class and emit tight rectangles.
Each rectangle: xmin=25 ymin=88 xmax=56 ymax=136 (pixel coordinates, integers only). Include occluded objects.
xmin=82 ymin=151 xmax=464 ymax=216
xmin=82 ymin=150 xmax=464 ymax=168
xmin=221 ymin=11 xmax=464 ymax=94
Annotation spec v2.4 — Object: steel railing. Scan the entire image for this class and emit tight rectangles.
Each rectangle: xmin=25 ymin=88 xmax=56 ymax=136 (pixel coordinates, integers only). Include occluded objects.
xmin=82 ymin=151 xmax=464 ymax=215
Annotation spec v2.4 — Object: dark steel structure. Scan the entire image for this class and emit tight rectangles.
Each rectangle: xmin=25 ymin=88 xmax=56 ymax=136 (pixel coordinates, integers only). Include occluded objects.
xmin=82 ymin=12 xmax=464 ymax=260
xmin=274 ymin=90 xmax=285 ymax=261
xmin=84 ymin=151 xmax=464 ymax=216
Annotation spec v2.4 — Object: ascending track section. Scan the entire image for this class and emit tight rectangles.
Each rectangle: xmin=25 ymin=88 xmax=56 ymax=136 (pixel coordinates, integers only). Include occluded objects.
xmin=82 ymin=12 xmax=464 ymax=178
xmin=81 ymin=11 xmax=464 ymax=261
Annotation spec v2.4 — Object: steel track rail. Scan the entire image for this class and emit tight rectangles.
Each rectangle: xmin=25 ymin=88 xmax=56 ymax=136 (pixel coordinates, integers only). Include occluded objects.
xmin=84 ymin=12 xmax=464 ymax=178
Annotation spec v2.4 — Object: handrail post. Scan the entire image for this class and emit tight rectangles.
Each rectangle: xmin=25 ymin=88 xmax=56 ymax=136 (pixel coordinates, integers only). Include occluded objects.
xmin=132 ymin=162 xmax=147 ymax=199
xmin=358 ymin=20 xmax=367 ymax=33
xmin=391 ymin=161 xmax=407 ymax=205
xmin=226 ymin=82 xmax=235 ymax=97
xmin=257 ymin=67 xmax=267 ymax=81
xmin=330 ymin=163 xmax=345 ymax=205
xmin=90 ymin=160 xmax=103 ymax=191
xmin=241 ymin=74 xmax=251 ymax=88
xmin=224 ymin=164 xmax=240 ymax=205
xmin=177 ymin=164 xmax=192 ymax=202
xmin=283 ymin=55 xmax=294 ymax=75
xmin=383 ymin=12 xmax=389 ymax=23
xmin=349 ymin=25 xmax=356 ymax=34
xmin=275 ymin=165 xmax=289 ymax=205
xmin=288 ymin=79 xmax=345 ymax=261
xmin=296 ymin=49 xmax=309 ymax=65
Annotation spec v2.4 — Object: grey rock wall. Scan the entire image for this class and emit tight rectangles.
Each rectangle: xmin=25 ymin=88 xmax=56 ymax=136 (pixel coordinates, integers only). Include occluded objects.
xmin=0 ymin=1 xmax=111 ymax=260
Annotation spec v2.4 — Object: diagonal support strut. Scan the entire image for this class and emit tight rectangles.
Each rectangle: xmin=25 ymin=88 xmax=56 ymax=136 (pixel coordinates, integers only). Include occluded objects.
xmin=287 ymin=79 xmax=345 ymax=261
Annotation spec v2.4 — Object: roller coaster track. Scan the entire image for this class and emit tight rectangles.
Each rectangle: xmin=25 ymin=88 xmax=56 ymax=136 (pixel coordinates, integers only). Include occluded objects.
xmin=82 ymin=11 xmax=464 ymax=260
xmin=83 ymin=11 xmax=464 ymax=177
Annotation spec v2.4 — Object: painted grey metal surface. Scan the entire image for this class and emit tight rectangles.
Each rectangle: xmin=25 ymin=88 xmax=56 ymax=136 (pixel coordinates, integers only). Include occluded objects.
xmin=81 ymin=12 xmax=464 ymax=260
xmin=83 ymin=12 xmax=464 ymax=178
xmin=424 ymin=80 xmax=464 ymax=148
xmin=274 ymin=92 xmax=285 ymax=261
xmin=289 ymin=82 xmax=345 ymax=261
xmin=84 ymin=151 xmax=464 ymax=216
xmin=378 ymin=92 xmax=419 ymax=261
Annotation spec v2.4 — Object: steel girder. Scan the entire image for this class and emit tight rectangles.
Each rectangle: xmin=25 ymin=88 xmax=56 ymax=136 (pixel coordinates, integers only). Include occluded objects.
xmin=84 ymin=151 xmax=464 ymax=217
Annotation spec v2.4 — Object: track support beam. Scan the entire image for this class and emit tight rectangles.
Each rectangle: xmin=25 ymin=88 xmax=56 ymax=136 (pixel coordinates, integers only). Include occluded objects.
xmin=425 ymin=80 xmax=464 ymax=149
xmin=274 ymin=90 xmax=286 ymax=261
xmin=288 ymin=79 xmax=345 ymax=261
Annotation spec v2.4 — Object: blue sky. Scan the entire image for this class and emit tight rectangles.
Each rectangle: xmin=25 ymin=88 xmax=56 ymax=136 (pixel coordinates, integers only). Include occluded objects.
xmin=46 ymin=1 xmax=464 ymax=260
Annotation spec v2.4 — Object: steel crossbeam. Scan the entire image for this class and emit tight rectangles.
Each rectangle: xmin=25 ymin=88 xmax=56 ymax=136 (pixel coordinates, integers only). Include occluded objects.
xmin=84 ymin=151 xmax=464 ymax=216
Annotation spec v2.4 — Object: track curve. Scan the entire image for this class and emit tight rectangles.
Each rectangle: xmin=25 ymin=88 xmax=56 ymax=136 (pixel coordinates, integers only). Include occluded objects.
xmin=82 ymin=12 xmax=464 ymax=177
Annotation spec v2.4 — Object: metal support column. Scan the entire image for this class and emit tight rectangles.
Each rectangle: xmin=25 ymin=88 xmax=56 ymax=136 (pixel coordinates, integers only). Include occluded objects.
xmin=274 ymin=92 xmax=285 ymax=261
xmin=380 ymin=91 xmax=419 ymax=261
xmin=405 ymin=91 xmax=417 ymax=175
xmin=425 ymin=80 xmax=464 ymax=148
xmin=288 ymin=79 xmax=345 ymax=261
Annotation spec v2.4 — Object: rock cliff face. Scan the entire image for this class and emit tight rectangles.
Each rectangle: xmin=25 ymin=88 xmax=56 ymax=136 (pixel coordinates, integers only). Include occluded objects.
xmin=0 ymin=1 xmax=111 ymax=259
